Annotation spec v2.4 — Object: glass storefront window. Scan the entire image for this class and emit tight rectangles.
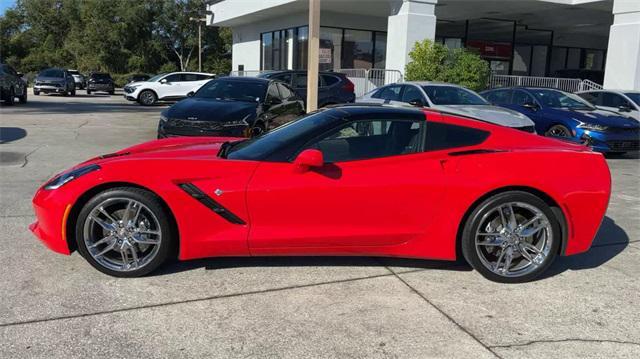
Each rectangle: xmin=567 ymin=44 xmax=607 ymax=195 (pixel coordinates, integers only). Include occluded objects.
xmin=342 ymin=29 xmax=373 ymax=69
xmin=374 ymin=32 xmax=387 ymax=68
xmin=320 ymin=27 xmax=343 ymax=71
xmin=261 ymin=32 xmax=273 ymax=70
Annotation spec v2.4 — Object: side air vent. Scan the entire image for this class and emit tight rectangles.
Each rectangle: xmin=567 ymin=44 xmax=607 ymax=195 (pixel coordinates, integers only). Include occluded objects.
xmin=178 ymin=183 xmax=246 ymax=225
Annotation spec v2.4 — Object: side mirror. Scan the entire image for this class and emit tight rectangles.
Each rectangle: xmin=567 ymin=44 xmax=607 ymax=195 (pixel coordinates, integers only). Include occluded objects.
xmin=522 ymin=102 xmax=539 ymax=111
xmin=187 ymin=91 xmax=195 ymax=97
xmin=293 ymin=149 xmax=324 ymax=172
xmin=408 ymin=99 xmax=424 ymax=107
xmin=619 ymin=105 xmax=632 ymax=113
xmin=160 ymin=78 xmax=168 ymax=84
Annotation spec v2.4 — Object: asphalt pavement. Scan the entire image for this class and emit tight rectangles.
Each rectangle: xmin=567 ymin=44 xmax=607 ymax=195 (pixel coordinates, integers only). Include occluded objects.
xmin=1 ymin=90 xmax=639 ymax=358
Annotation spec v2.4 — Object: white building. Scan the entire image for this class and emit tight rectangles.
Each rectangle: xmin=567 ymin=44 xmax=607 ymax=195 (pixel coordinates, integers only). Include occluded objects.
xmin=207 ymin=0 xmax=640 ymax=90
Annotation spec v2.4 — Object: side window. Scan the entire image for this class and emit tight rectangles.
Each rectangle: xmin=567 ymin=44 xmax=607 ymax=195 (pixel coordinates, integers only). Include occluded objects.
xmin=164 ymin=74 xmax=182 ymax=83
xmin=401 ymin=85 xmax=424 ymax=104
xmin=425 ymin=122 xmax=489 ymax=151
xmin=578 ymin=92 xmax=599 ymax=105
xmin=512 ymin=90 xmax=536 ymax=105
xmin=272 ymin=73 xmax=292 ymax=85
xmin=293 ymin=74 xmax=307 ymax=89
xmin=485 ymin=90 xmax=511 ymax=105
xmin=372 ymin=85 xmax=402 ymax=101
xmin=305 ymin=119 xmax=424 ymax=163
xmin=196 ymin=74 xmax=213 ymax=81
xmin=601 ymin=93 xmax=630 ymax=108
xmin=276 ymin=82 xmax=293 ymax=100
xmin=182 ymin=74 xmax=200 ymax=82
xmin=267 ymin=84 xmax=280 ymax=102
xmin=321 ymin=75 xmax=340 ymax=87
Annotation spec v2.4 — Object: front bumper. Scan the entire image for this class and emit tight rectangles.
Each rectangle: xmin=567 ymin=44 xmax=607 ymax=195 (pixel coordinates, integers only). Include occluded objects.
xmin=30 ymin=187 xmax=73 ymax=255
xmin=158 ymin=122 xmax=248 ymax=139
xmin=577 ymin=128 xmax=640 ymax=153
xmin=34 ymin=85 xmax=66 ymax=93
xmin=87 ymin=83 xmax=114 ymax=91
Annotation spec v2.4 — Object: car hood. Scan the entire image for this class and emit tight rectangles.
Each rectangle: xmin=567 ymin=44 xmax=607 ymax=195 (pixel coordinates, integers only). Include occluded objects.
xmin=433 ymin=105 xmax=535 ymax=128
xmin=126 ymin=81 xmax=147 ymax=87
xmin=167 ymin=98 xmax=258 ymax=123
xmin=82 ymin=137 xmax=242 ymax=166
xmin=545 ymin=108 xmax=639 ymax=128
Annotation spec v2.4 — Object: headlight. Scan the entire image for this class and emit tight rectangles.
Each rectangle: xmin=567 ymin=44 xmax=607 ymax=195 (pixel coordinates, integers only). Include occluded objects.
xmin=222 ymin=115 xmax=251 ymax=127
xmin=44 ymin=164 xmax=100 ymax=190
xmin=578 ymin=122 xmax=608 ymax=131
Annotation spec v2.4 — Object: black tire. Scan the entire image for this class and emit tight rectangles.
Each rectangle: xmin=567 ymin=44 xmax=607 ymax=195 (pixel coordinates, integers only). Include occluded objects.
xmin=138 ymin=90 xmax=157 ymax=106
xmin=19 ymin=87 xmax=27 ymax=104
xmin=86 ymin=89 xmax=92 ymax=95
xmin=461 ymin=191 xmax=561 ymax=283
xmin=5 ymin=87 xmax=15 ymax=105
xmin=75 ymin=187 xmax=175 ymax=277
xmin=33 ymin=89 xmax=40 ymax=96
xmin=545 ymin=124 xmax=571 ymax=138
xmin=71 ymin=87 xmax=76 ymax=96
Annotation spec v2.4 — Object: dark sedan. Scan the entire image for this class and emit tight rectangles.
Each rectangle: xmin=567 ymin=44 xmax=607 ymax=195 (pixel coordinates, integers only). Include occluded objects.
xmin=86 ymin=72 xmax=115 ymax=95
xmin=158 ymin=77 xmax=305 ymax=138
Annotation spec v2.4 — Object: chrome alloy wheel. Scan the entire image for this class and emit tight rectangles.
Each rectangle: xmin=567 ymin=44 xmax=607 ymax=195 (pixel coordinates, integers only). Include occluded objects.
xmin=546 ymin=125 xmax=570 ymax=138
xmin=474 ymin=202 xmax=553 ymax=278
xmin=139 ymin=91 xmax=155 ymax=105
xmin=83 ymin=197 xmax=162 ymax=272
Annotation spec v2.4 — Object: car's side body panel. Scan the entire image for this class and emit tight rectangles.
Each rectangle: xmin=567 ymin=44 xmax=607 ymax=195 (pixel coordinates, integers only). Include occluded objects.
xmin=30 ymin=110 xmax=611 ymax=264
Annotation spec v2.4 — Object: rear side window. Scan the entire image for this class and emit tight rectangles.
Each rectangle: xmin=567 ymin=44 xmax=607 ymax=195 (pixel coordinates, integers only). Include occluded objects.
xmin=182 ymin=74 xmax=201 ymax=81
xmin=578 ymin=92 xmax=599 ymax=105
xmin=321 ymin=75 xmax=340 ymax=87
xmin=425 ymin=122 xmax=489 ymax=151
xmin=484 ymin=90 xmax=511 ymax=105
xmin=272 ymin=73 xmax=292 ymax=84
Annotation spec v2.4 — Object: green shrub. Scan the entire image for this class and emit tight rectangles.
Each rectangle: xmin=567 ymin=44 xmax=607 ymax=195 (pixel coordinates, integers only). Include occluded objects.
xmin=405 ymin=40 xmax=490 ymax=92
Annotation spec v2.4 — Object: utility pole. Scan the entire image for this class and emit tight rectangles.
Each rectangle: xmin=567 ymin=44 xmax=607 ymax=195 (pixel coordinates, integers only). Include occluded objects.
xmin=190 ymin=16 xmax=207 ymax=72
xmin=306 ymin=0 xmax=320 ymax=113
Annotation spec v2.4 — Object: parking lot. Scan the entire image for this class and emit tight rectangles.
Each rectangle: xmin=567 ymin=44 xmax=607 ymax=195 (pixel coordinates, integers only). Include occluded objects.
xmin=1 ymin=91 xmax=639 ymax=358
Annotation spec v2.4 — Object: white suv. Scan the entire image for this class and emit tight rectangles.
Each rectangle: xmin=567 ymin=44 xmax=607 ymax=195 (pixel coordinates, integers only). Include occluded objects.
xmin=124 ymin=72 xmax=214 ymax=106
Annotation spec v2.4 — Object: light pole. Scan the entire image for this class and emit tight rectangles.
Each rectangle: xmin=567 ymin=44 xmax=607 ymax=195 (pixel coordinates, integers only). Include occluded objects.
xmin=189 ymin=16 xmax=207 ymax=72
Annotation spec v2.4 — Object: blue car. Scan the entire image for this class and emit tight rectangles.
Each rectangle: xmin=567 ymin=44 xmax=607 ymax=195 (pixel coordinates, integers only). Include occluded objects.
xmin=481 ymin=87 xmax=640 ymax=153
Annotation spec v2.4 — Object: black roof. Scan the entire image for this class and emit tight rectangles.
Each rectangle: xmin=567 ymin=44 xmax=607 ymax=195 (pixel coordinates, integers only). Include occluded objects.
xmin=217 ymin=76 xmax=271 ymax=84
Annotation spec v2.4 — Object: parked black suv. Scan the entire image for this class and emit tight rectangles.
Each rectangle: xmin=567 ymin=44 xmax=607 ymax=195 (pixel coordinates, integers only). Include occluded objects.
xmin=0 ymin=63 xmax=27 ymax=105
xmin=258 ymin=71 xmax=355 ymax=108
xmin=86 ymin=72 xmax=115 ymax=95
xmin=34 ymin=68 xmax=76 ymax=96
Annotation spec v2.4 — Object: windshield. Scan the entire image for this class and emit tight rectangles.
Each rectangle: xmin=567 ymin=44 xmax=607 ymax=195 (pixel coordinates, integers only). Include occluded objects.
xmin=624 ymin=93 xmax=640 ymax=106
xmin=530 ymin=89 xmax=595 ymax=110
xmin=91 ymin=73 xmax=111 ymax=80
xmin=148 ymin=73 xmax=167 ymax=82
xmin=195 ymin=79 xmax=267 ymax=102
xmin=39 ymin=69 xmax=64 ymax=78
xmin=422 ymin=86 xmax=488 ymax=105
xmin=225 ymin=111 xmax=337 ymax=161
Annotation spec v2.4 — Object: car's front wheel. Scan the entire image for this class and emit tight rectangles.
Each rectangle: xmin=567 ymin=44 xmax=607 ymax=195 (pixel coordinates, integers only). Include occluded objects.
xmin=138 ymin=90 xmax=157 ymax=106
xmin=75 ymin=187 xmax=175 ymax=277
xmin=5 ymin=87 xmax=15 ymax=105
xmin=461 ymin=191 xmax=560 ymax=283
xmin=545 ymin=124 xmax=571 ymax=138
xmin=19 ymin=87 xmax=27 ymax=104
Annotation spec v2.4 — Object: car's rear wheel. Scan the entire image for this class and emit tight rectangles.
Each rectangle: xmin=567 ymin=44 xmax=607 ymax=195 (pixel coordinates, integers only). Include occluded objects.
xmin=75 ymin=187 xmax=174 ymax=277
xmin=461 ymin=191 xmax=560 ymax=283
xmin=71 ymin=87 xmax=76 ymax=96
xmin=545 ymin=124 xmax=571 ymax=138
xmin=33 ymin=89 xmax=40 ymax=96
xmin=86 ymin=89 xmax=91 ymax=95
xmin=138 ymin=90 xmax=157 ymax=106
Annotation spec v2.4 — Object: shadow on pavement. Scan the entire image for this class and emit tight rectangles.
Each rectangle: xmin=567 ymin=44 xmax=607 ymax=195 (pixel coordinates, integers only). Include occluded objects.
xmin=0 ymin=127 xmax=27 ymax=144
xmin=154 ymin=256 xmax=472 ymax=277
xmin=7 ymin=98 xmax=167 ymax=115
xmin=543 ymin=216 xmax=629 ymax=278
xmin=605 ymin=152 xmax=640 ymax=160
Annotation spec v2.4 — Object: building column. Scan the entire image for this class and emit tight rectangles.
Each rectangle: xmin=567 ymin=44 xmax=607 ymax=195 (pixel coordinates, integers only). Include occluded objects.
xmin=385 ymin=0 xmax=438 ymax=75
xmin=604 ymin=0 xmax=640 ymax=90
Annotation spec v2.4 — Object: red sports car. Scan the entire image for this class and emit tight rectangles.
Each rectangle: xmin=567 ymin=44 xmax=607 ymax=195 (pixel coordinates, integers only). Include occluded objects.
xmin=31 ymin=105 xmax=611 ymax=282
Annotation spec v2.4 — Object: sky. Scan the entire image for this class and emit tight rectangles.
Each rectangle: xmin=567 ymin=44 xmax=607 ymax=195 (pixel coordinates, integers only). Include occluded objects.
xmin=1 ymin=0 xmax=17 ymax=15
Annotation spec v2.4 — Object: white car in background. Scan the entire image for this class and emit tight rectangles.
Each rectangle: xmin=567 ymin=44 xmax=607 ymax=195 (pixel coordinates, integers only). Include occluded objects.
xmin=67 ymin=70 xmax=86 ymax=89
xmin=358 ymin=82 xmax=537 ymax=133
xmin=577 ymin=90 xmax=640 ymax=121
xmin=124 ymin=72 xmax=215 ymax=106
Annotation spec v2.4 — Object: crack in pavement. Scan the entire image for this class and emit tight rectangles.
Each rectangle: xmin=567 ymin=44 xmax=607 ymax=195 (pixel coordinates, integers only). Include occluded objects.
xmin=490 ymin=338 xmax=640 ymax=349
xmin=73 ymin=120 xmax=89 ymax=140
xmin=383 ymin=265 xmax=503 ymax=359
xmin=19 ymin=145 xmax=45 ymax=168
xmin=0 ymin=268 xmax=427 ymax=329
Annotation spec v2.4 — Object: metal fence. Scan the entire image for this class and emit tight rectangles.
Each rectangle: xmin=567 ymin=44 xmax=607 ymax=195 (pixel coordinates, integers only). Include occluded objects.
xmin=338 ymin=68 xmax=403 ymax=97
xmin=488 ymin=74 xmax=603 ymax=93
xmin=227 ymin=68 xmax=403 ymax=98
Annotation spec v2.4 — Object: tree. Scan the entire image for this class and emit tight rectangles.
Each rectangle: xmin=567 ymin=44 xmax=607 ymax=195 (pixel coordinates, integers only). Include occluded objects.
xmin=405 ymin=39 xmax=490 ymax=91
xmin=155 ymin=0 xmax=202 ymax=71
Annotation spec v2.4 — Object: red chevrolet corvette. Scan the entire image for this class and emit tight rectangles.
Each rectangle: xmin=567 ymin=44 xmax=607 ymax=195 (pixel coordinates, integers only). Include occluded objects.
xmin=31 ymin=105 xmax=611 ymax=282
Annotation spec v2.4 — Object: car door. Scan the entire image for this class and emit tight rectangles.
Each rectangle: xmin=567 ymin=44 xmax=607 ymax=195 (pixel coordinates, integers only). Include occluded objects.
xmin=262 ymin=83 xmax=287 ymax=130
xmin=274 ymin=82 xmax=302 ymax=127
xmin=246 ymin=113 xmax=447 ymax=253
xmin=158 ymin=73 xmax=183 ymax=99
